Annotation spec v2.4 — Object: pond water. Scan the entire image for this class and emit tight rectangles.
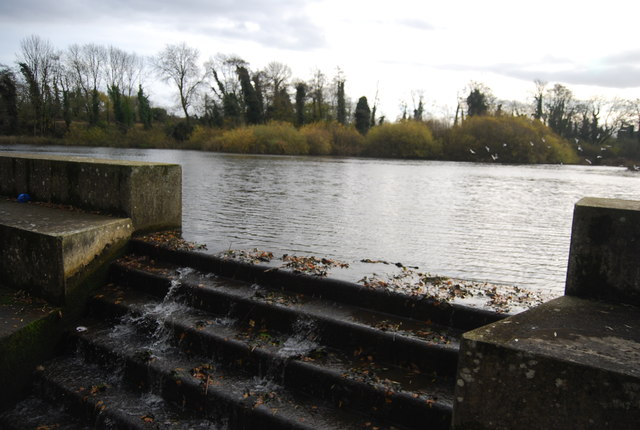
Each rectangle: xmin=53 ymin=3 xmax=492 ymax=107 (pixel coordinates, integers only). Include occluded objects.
xmin=2 ymin=144 xmax=638 ymax=296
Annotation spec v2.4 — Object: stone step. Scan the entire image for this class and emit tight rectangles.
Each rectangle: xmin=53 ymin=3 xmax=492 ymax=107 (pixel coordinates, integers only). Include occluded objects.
xmin=130 ymin=239 xmax=503 ymax=331
xmin=0 ymin=395 xmax=92 ymax=430
xmin=30 ymin=354 xmax=224 ymax=429
xmin=67 ymin=319 xmax=394 ymax=430
xmin=87 ymin=283 xmax=453 ymax=429
xmin=107 ymin=259 xmax=461 ymax=375
xmin=0 ymin=200 xmax=132 ymax=304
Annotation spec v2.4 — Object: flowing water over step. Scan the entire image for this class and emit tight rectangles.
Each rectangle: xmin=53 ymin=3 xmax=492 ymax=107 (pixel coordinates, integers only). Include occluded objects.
xmin=1 ymin=239 xmax=507 ymax=429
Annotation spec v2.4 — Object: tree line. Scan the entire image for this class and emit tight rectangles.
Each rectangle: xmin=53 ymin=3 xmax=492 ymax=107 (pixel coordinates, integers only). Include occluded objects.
xmin=1 ymin=35 xmax=639 ymax=164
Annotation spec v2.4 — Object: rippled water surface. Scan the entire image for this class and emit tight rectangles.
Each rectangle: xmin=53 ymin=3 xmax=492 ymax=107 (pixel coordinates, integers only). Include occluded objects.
xmin=3 ymin=145 xmax=638 ymax=295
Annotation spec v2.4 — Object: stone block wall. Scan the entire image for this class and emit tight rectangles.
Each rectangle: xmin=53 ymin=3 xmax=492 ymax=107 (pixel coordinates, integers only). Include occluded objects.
xmin=0 ymin=153 xmax=181 ymax=232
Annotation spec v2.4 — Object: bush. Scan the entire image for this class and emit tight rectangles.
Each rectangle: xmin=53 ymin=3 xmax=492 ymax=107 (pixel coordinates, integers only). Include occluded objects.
xmin=445 ymin=116 xmax=577 ymax=164
xmin=214 ymin=127 xmax=257 ymax=153
xmin=211 ymin=122 xmax=308 ymax=155
xmin=300 ymin=123 xmax=333 ymax=155
xmin=65 ymin=123 xmax=113 ymax=147
xmin=190 ymin=125 xmax=224 ymax=150
xmin=252 ymin=122 xmax=308 ymax=154
xmin=323 ymin=121 xmax=365 ymax=156
xmin=165 ymin=121 xmax=194 ymax=142
xmin=365 ymin=120 xmax=442 ymax=159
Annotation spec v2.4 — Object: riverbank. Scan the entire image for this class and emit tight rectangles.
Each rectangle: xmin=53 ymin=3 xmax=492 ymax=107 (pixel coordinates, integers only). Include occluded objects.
xmin=6 ymin=114 xmax=632 ymax=165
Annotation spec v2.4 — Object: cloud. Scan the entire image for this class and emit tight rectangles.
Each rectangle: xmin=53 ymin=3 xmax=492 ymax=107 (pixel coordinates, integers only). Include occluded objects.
xmin=0 ymin=0 xmax=326 ymax=51
xmin=398 ymin=18 xmax=435 ymax=31
xmin=439 ymin=51 xmax=640 ymax=90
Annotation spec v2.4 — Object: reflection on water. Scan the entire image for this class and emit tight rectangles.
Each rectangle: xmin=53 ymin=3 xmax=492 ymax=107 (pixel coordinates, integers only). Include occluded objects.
xmin=2 ymin=144 xmax=639 ymax=295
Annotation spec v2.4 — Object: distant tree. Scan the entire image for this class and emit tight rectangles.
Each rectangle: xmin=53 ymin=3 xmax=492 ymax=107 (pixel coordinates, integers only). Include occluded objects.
xmin=262 ymin=61 xmax=292 ymax=114
xmin=67 ymin=43 xmax=107 ymax=125
xmin=268 ymin=87 xmax=294 ymax=123
xmin=237 ymin=66 xmax=263 ymax=125
xmin=545 ymin=83 xmax=575 ymax=138
xmin=153 ymin=42 xmax=202 ymax=124
xmin=466 ymin=89 xmax=488 ymax=117
xmin=308 ymin=69 xmax=328 ymax=121
xmin=108 ymin=85 xmax=125 ymax=132
xmin=61 ymin=88 xmax=72 ymax=130
xmin=207 ymin=54 xmax=246 ymax=126
xmin=295 ymin=82 xmax=307 ymax=127
xmin=532 ymin=79 xmax=546 ymax=121
xmin=137 ymin=85 xmax=152 ymax=129
xmin=354 ymin=96 xmax=371 ymax=135
xmin=411 ymin=90 xmax=425 ymax=121
xmin=18 ymin=35 xmax=59 ymax=134
xmin=18 ymin=63 xmax=40 ymax=135
xmin=252 ymin=72 xmax=265 ymax=120
xmin=201 ymin=94 xmax=223 ymax=127
xmin=336 ymin=79 xmax=346 ymax=125
xmin=0 ymin=66 xmax=18 ymax=135
xmin=151 ymin=107 xmax=169 ymax=123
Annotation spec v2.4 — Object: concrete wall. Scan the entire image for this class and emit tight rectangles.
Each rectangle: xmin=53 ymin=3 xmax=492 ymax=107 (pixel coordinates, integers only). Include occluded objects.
xmin=0 ymin=153 xmax=182 ymax=232
xmin=452 ymin=197 xmax=640 ymax=430
xmin=565 ymin=197 xmax=640 ymax=306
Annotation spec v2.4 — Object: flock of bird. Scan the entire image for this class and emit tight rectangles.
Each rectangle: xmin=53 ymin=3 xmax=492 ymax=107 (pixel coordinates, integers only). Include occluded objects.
xmin=468 ymin=135 xmax=611 ymax=166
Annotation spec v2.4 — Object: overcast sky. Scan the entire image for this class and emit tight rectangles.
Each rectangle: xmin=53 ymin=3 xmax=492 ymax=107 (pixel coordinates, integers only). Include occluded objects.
xmin=1 ymin=0 xmax=639 ymax=120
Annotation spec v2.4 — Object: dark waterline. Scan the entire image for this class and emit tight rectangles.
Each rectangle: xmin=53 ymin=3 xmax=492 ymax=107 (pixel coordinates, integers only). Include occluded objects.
xmin=3 ymin=145 xmax=639 ymax=295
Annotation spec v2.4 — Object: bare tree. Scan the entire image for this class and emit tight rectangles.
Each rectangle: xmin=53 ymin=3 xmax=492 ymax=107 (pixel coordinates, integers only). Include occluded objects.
xmin=18 ymin=35 xmax=58 ymax=134
xmin=205 ymin=53 xmax=248 ymax=125
xmin=205 ymin=53 xmax=246 ymax=101
xmin=66 ymin=43 xmax=107 ymax=125
xmin=262 ymin=61 xmax=292 ymax=105
xmin=545 ymin=83 xmax=575 ymax=138
xmin=153 ymin=42 xmax=202 ymax=123
xmin=308 ymin=68 xmax=328 ymax=122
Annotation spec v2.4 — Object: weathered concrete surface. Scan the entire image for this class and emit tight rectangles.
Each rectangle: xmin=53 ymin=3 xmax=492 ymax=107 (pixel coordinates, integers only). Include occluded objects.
xmin=0 ymin=200 xmax=133 ymax=304
xmin=452 ymin=295 xmax=640 ymax=430
xmin=0 ymin=287 xmax=62 ymax=406
xmin=0 ymin=153 xmax=181 ymax=232
xmin=565 ymin=197 xmax=640 ymax=306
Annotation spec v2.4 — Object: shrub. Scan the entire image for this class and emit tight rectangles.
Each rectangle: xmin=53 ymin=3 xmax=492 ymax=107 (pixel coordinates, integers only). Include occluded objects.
xmin=300 ymin=123 xmax=332 ymax=155
xmin=190 ymin=125 xmax=224 ymax=151
xmin=365 ymin=120 xmax=442 ymax=159
xmin=445 ymin=116 xmax=577 ymax=164
xmin=165 ymin=121 xmax=194 ymax=142
xmin=214 ymin=127 xmax=257 ymax=153
xmin=323 ymin=121 xmax=365 ymax=156
xmin=65 ymin=123 xmax=113 ymax=147
xmin=252 ymin=121 xmax=308 ymax=155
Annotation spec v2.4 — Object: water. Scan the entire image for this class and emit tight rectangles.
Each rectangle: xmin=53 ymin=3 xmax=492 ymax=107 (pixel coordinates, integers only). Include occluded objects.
xmin=2 ymin=144 xmax=639 ymax=295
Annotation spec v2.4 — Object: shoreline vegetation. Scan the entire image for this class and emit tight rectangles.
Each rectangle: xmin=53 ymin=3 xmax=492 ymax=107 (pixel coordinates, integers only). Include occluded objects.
xmin=1 ymin=115 xmax=638 ymax=167
xmin=2 ymin=36 xmax=640 ymax=167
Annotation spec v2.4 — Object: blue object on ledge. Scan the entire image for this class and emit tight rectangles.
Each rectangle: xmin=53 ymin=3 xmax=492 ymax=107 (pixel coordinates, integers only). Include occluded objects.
xmin=17 ymin=193 xmax=31 ymax=203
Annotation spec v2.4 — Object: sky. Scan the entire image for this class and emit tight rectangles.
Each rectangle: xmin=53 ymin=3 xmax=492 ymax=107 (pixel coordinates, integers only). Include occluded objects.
xmin=1 ymin=0 xmax=639 ymax=121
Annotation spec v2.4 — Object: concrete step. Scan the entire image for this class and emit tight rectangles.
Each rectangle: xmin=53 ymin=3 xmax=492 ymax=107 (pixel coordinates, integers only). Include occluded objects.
xmin=2 ymin=239 xmax=504 ymax=429
xmin=0 ymin=395 xmax=92 ymax=430
xmin=87 ymin=283 xmax=453 ymax=429
xmin=129 ymin=239 xmax=503 ymax=331
xmin=107 ymin=259 xmax=462 ymax=374
xmin=64 ymin=320 xmax=393 ymax=430
xmin=0 ymin=200 xmax=132 ymax=304
xmin=32 ymin=354 xmax=223 ymax=429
